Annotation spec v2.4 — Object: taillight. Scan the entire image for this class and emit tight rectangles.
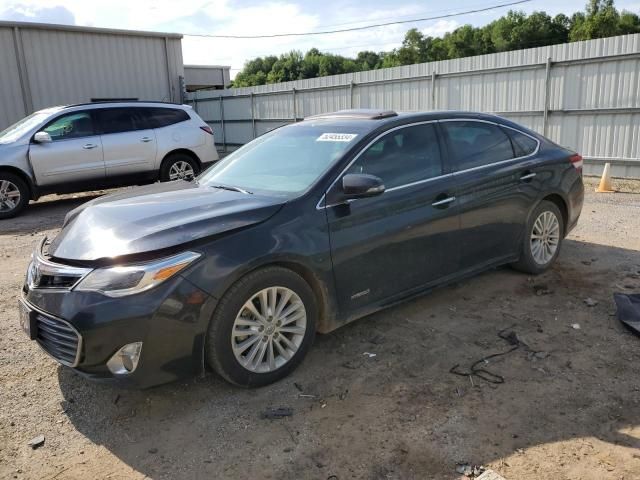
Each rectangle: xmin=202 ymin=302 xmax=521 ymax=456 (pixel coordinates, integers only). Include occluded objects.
xmin=569 ymin=153 xmax=583 ymax=173
xmin=200 ymin=126 xmax=213 ymax=135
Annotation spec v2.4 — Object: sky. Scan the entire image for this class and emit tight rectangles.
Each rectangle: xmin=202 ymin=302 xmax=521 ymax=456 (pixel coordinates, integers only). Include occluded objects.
xmin=1 ymin=0 xmax=639 ymax=78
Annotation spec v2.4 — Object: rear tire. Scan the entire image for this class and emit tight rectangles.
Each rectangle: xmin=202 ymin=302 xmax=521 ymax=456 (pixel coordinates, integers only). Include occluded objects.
xmin=511 ymin=200 xmax=564 ymax=275
xmin=0 ymin=172 xmax=29 ymax=219
xmin=205 ymin=267 xmax=317 ymax=387
xmin=159 ymin=153 xmax=200 ymax=182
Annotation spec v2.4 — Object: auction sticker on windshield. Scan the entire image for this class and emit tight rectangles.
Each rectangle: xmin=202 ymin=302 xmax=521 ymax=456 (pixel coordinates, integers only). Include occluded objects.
xmin=316 ymin=133 xmax=358 ymax=142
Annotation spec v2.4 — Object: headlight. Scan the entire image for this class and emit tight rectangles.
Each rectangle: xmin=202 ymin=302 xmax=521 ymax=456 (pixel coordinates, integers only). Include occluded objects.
xmin=74 ymin=251 xmax=201 ymax=297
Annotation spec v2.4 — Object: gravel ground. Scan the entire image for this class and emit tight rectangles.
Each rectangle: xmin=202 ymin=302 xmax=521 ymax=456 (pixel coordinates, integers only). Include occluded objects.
xmin=1 ymin=176 xmax=639 ymax=480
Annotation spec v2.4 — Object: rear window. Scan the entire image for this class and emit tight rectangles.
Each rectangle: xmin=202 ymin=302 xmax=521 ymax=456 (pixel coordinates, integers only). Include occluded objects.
xmin=508 ymin=129 xmax=538 ymax=157
xmin=142 ymin=108 xmax=190 ymax=128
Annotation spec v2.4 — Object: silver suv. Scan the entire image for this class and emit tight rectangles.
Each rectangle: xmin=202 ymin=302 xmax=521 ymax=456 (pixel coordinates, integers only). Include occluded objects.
xmin=0 ymin=101 xmax=218 ymax=218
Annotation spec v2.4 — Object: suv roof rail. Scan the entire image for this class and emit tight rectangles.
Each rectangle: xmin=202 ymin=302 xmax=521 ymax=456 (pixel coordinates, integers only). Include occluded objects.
xmin=307 ymin=109 xmax=398 ymax=120
xmin=63 ymin=100 xmax=182 ymax=109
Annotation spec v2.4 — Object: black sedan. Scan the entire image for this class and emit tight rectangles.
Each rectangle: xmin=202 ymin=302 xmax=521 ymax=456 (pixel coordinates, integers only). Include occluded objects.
xmin=20 ymin=109 xmax=584 ymax=388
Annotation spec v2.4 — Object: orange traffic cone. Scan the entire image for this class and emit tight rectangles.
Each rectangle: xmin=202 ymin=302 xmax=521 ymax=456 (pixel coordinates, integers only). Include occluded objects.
xmin=595 ymin=162 xmax=615 ymax=193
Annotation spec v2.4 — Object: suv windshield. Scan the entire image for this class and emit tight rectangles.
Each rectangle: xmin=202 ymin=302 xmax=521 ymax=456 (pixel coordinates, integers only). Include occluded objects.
xmin=198 ymin=124 xmax=366 ymax=196
xmin=0 ymin=112 xmax=51 ymax=144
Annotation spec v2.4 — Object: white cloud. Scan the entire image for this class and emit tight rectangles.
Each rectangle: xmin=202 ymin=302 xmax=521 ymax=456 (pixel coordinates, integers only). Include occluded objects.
xmin=422 ymin=19 xmax=459 ymax=37
xmin=0 ymin=1 xmax=475 ymax=79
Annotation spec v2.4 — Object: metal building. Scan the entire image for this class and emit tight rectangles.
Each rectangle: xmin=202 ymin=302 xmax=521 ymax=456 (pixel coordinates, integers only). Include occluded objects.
xmin=184 ymin=65 xmax=231 ymax=92
xmin=0 ymin=21 xmax=225 ymax=131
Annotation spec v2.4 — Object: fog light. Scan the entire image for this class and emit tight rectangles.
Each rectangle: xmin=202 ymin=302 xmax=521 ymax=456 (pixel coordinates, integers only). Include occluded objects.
xmin=107 ymin=342 xmax=143 ymax=375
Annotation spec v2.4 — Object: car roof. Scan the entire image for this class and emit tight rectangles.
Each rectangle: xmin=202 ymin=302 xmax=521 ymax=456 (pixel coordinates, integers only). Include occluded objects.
xmin=36 ymin=101 xmax=192 ymax=113
xmin=300 ymin=109 xmax=539 ymax=138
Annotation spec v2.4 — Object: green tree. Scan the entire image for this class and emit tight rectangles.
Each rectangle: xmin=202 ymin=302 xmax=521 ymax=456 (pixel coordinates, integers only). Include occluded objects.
xmin=355 ymin=51 xmax=381 ymax=70
xmin=570 ymin=0 xmax=623 ymax=40
xmin=230 ymin=0 xmax=639 ymax=87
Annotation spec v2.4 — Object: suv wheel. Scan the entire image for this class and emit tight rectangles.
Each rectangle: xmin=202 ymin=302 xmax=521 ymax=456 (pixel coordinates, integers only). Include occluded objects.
xmin=512 ymin=200 xmax=564 ymax=274
xmin=0 ymin=172 xmax=29 ymax=219
xmin=160 ymin=153 xmax=200 ymax=182
xmin=206 ymin=267 xmax=317 ymax=387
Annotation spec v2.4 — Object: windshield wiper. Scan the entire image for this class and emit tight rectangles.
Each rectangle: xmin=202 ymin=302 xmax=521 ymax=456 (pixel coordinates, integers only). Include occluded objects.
xmin=208 ymin=184 xmax=253 ymax=195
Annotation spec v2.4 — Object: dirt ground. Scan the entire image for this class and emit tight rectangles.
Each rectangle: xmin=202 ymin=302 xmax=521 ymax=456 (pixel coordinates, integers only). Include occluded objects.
xmin=1 ymin=177 xmax=639 ymax=480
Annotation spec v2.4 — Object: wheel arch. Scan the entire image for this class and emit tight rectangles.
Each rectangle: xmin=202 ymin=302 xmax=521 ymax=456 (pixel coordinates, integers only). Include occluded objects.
xmin=160 ymin=148 xmax=202 ymax=170
xmin=205 ymin=257 xmax=334 ymax=335
xmin=198 ymin=259 xmax=335 ymax=378
xmin=0 ymin=166 xmax=36 ymax=200
xmin=540 ymin=193 xmax=568 ymax=236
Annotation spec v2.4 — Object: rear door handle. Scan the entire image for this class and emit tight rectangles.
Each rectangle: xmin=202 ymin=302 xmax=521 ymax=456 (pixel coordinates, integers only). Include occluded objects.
xmin=432 ymin=196 xmax=456 ymax=207
xmin=141 ymin=137 xmax=153 ymax=143
xmin=520 ymin=172 xmax=536 ymax=181
xmin=83 ymin=144 xmax=98 ymax=150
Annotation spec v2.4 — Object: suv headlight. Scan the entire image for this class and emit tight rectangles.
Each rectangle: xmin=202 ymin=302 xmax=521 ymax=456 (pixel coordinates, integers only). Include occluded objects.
xmin=74 ymin=251 xmax=201 ymax=297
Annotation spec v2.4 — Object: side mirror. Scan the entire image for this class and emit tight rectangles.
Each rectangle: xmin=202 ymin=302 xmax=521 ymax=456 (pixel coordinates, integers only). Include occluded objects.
xmin=33 ymin=131 xmax=52 ymax=144
xmin=342 ymin=173 xmax=385 ymax=199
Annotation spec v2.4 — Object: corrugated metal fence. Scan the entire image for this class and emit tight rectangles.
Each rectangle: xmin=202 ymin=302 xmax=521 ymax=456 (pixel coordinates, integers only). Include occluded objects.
xmin=188 ymin=33 xmax=640 ymax=179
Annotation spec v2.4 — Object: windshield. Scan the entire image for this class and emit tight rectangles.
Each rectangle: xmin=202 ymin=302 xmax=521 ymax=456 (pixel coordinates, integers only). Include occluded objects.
xmin=198 ymin=124 xmax=367 ymax=196
xmin=0 ymin=112 xmax=50 ymax=144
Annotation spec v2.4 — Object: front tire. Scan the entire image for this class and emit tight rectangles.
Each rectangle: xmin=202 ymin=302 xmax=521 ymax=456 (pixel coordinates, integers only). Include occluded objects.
xmin=511 ymin=200 xmax=564 ymax=274
xmin=0 ymin=172 xmax=29 ymax=219
xmin=160 ymin=153 xmax=200 ymax=182
xmin=205 ymin=267 xmax=317 ymax=387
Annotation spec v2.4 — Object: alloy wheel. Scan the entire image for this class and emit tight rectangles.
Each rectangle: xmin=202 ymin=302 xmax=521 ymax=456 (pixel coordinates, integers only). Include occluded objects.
xmin=168 ymin=161 xmax=195 ymax=181
xmin=231 ymin=286 xmax=307 ymax=373
xmin=530 ymin=210 xmax=560 ymax=265
xmin=0 ymin=180 xmax=21 ymax=212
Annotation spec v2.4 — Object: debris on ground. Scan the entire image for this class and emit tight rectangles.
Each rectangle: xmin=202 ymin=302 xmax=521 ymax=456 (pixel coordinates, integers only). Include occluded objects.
xmin=584 ymin=297 xmax=598 ymax=307
xmin=527 ymin=350 xmax=550 ymax=361
xmin=260 ymin=407 xmax=293 ymax=420
xmin=533 ymin=284 xmax=552 ymax=296
xmin=476 ymin=469 xmax=508 ymax=480
xmin=450 ymin=326 xmax=524 ymax=384
xmin=362 ymin=352 xmax=376 ymax=358
xmin=571 ymin=323 xmax=581 ymax=330
xmin=455 ymin=462 xmax=485 ymax=477
xmin=27 ymin=435 xmax=45 ymax=449
xmin=613 ymin=293 xmax=640 ymax=335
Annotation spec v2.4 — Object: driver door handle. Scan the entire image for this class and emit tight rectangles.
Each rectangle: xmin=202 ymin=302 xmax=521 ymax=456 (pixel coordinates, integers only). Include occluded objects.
xmin=141 ymin=137 xmax=153 ymax=143
xmin=520 ymin=172 xmax=536 ymax=181
xmin=432 ymin=196 xmax=456 ymax=207
xmin=83 ymin=144 xmax=98 ymax=150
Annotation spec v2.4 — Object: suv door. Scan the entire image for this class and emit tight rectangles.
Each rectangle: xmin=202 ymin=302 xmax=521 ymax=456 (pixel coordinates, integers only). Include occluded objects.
xmin=97 ymin=107 xmax=157 ymax=177
xmin=29 ymin=111 xmax=104 ymax=186
xmin=324 ymin=122 xmax=460 ymax=313
xmin=439 ymin=119 xmax=540 ymax=271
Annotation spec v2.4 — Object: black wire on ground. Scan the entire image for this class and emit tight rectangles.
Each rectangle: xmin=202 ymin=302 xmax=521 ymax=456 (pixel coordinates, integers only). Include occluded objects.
xmin=449 ymin=325 xmax=524 ymax=384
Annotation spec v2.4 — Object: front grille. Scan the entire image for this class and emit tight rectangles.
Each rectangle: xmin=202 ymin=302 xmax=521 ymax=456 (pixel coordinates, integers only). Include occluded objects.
xmin=35 ymin=313 xmax=81 ymax=367
xmin=32 ymin=272 xmax=82 ymax=289
xmin=27 ymin=237 xmax=92 ymax=291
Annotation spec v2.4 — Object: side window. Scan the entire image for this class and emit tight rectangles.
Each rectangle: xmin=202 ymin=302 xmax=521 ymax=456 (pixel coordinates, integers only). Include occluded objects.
xmin=144 ymin=108 xmax=190 ymax=128
xmin=98 ymin=108 xmax=143 ymax=134
xmin=345 ymin=123 xmax=442 ymax=189
xmin=508 ymin=129 xmax=538 ymax=157
xmin=441 ymin=121 xmax=514 ymax=171
xmin=42 ymin=112 xmax=95 ymax=140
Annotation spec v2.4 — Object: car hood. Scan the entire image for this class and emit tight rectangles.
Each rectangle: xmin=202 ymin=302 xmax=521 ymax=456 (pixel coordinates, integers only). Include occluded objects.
xmin=49 ymin=181 xmax=286 ymax=262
